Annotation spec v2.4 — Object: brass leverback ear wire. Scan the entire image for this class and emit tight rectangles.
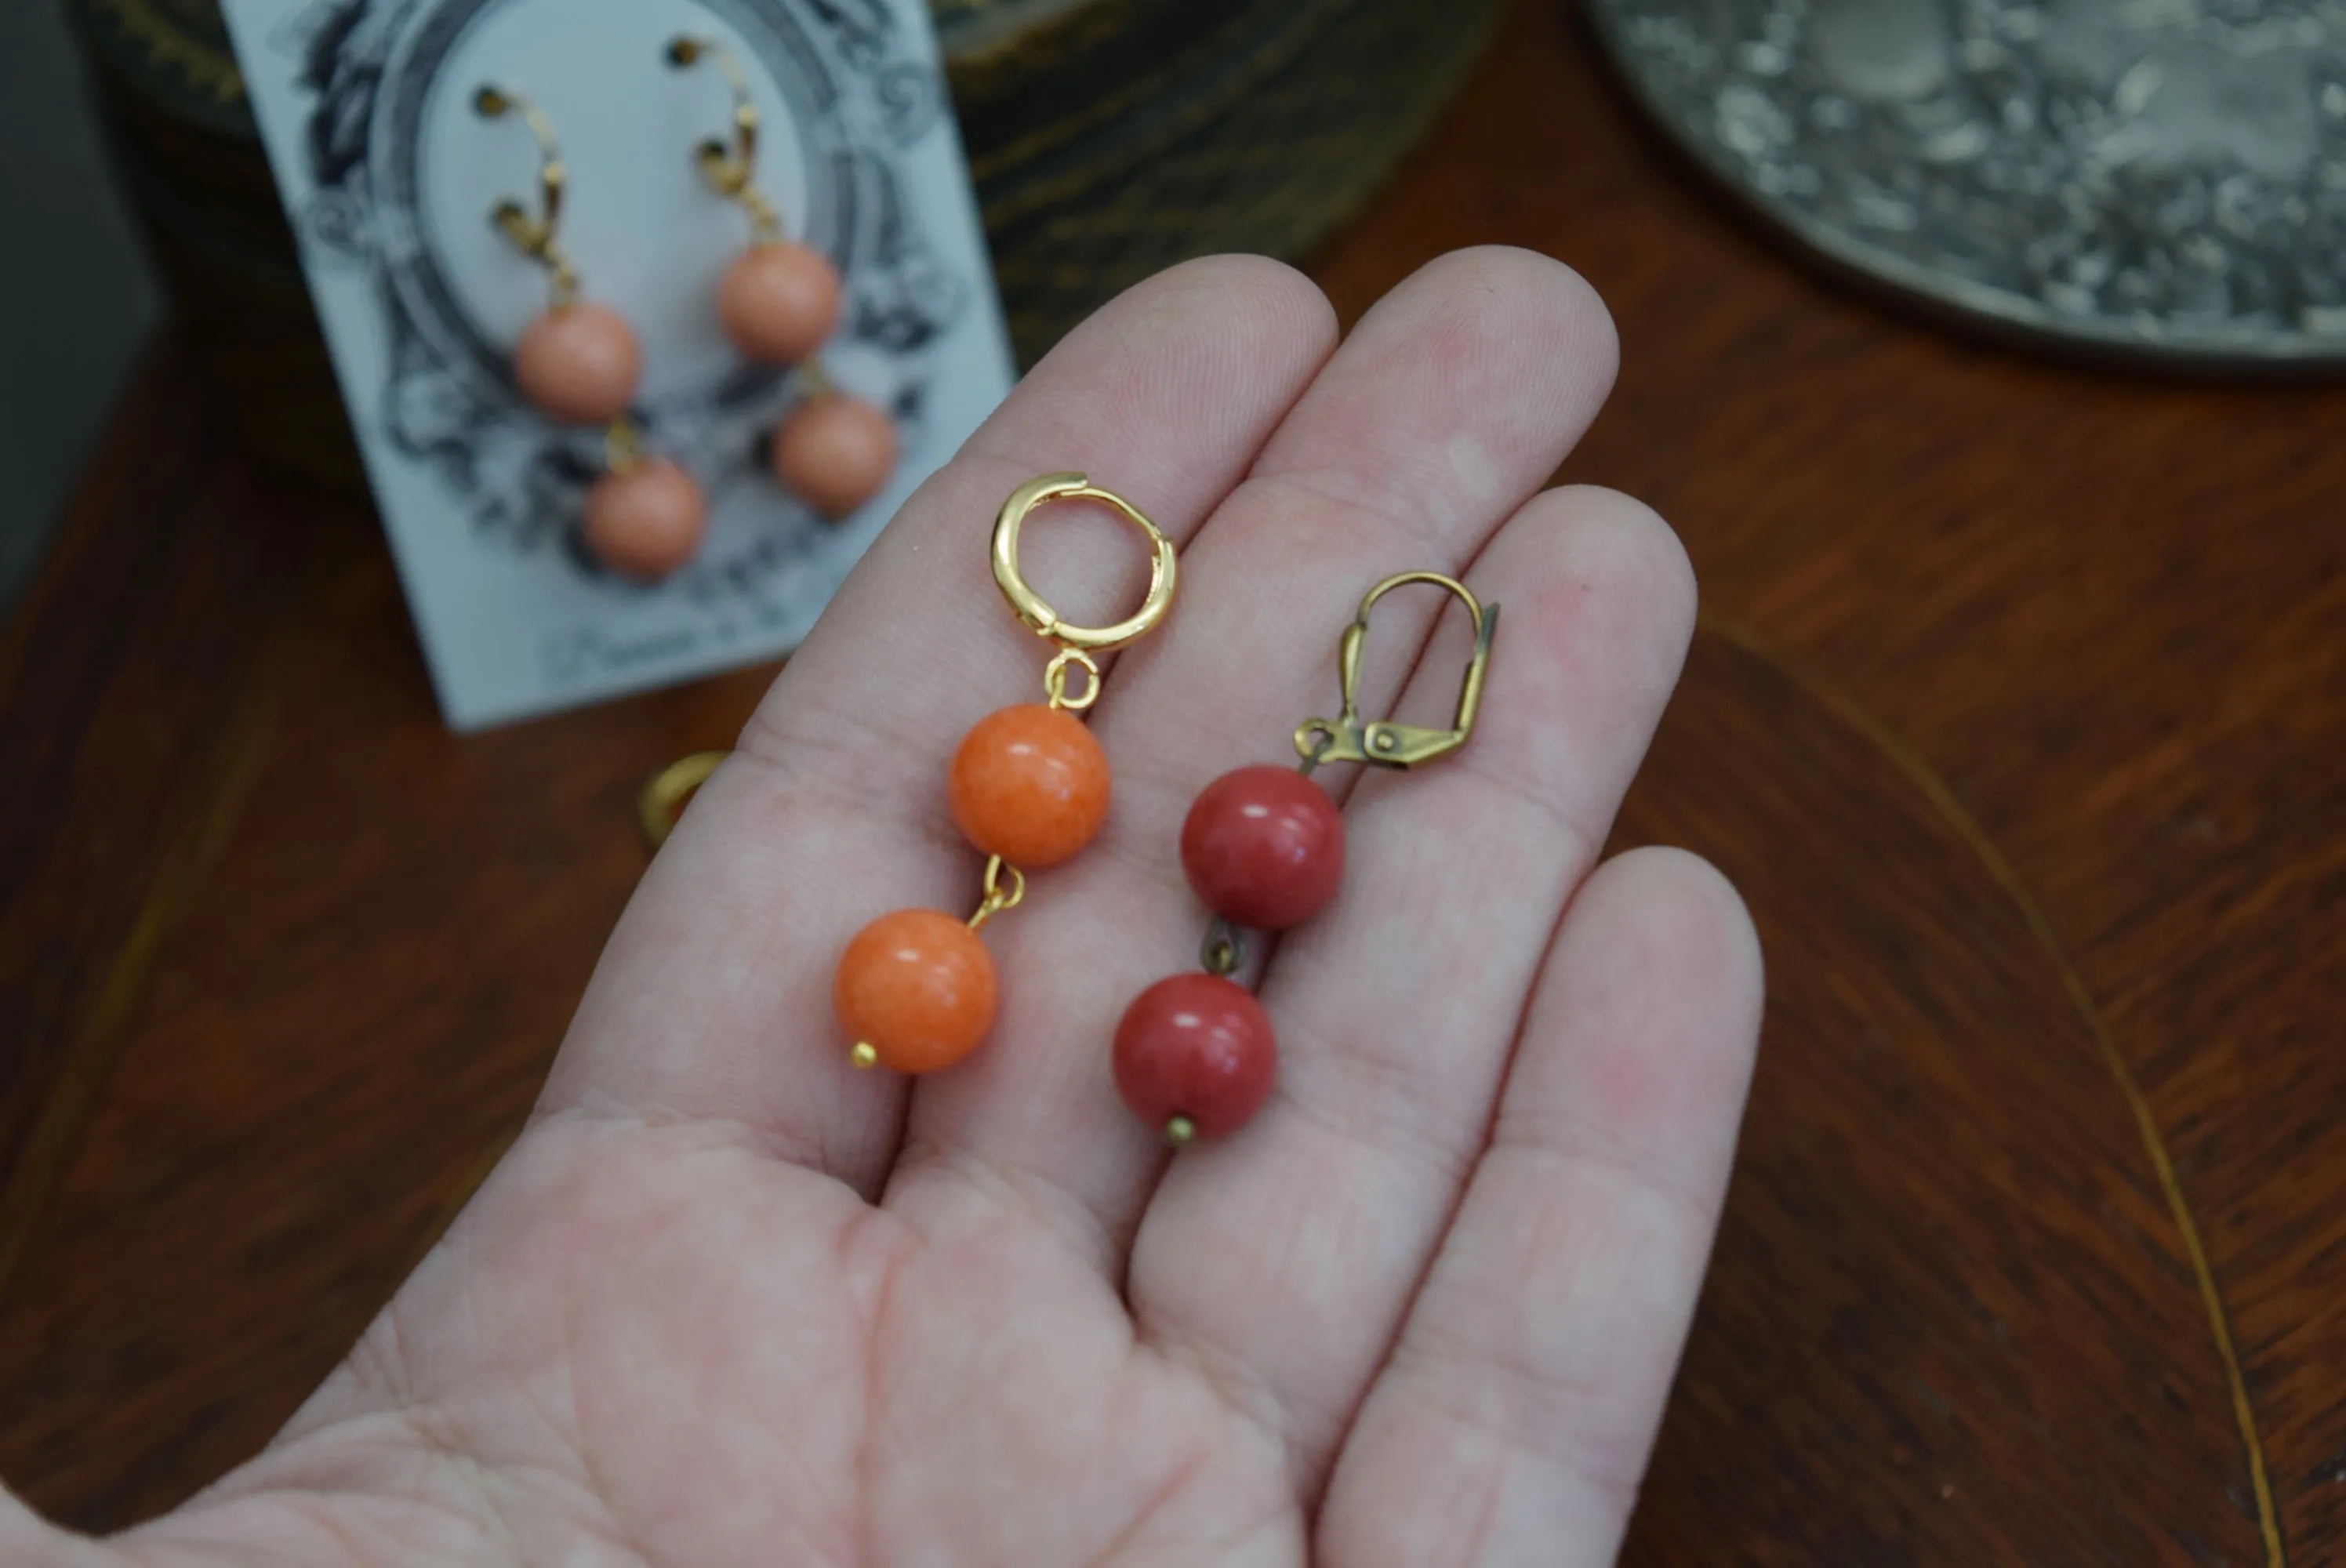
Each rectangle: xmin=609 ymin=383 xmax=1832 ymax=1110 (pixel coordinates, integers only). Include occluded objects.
xmin=474 ymin=85 xmax=576 ymax=307
xmin=1295 ymin=572 xmax=1498 ymax=771
xmin=1113 ymin=571 xmax=1500 ymax=1147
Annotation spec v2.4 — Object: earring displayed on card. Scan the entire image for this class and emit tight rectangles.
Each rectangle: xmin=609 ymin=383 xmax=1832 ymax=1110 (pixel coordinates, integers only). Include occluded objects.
xmin=475 ymin=85 xmax=706 ymax=581
xmin=667 ymin=35 xmax=897 ymax=520
xmin=1113 ymin=574 xmax=1498 ymax=1144
xmin=832 ymin=475 xmax=1178 ymax=1074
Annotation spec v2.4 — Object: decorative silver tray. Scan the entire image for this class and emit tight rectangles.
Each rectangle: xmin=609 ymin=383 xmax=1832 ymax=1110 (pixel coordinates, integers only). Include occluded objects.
xmin=1588 ymin=0 xmax=2346 ymax=368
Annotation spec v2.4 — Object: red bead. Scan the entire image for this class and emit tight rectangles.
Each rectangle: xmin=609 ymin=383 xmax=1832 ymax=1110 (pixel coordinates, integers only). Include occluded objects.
xmin=1113 ymin=973 xmax=1277 ymax=1142
xmin=1179 ymin=764 xmax=1346 ymax=930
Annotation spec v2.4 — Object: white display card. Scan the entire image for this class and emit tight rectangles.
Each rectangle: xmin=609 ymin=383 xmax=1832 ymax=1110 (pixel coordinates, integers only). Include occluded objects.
xmin=217 ymin=0 xmax=1015 ymax=728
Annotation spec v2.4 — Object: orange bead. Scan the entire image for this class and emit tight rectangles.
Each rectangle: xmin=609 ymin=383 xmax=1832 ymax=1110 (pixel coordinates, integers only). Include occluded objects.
xmin=583 ymin=459 xmax=706 ymax=581
xmin=948 ymin=704 xmax=1109 ymax=868
xmin=717 ymin=241 xmax=841 ymax=364
xmin=514 ymin=302 xmax=641 ymax=424
xmin=773 ymin=393 xmax=895 ymax=518
xmin=833 ymin=908 xmax=998 ymax=1074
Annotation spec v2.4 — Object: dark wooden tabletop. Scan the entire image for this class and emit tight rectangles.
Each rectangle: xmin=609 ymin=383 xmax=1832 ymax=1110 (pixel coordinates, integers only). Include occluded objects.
xmin=3 ymin=3 xmax=2340 ymax=1563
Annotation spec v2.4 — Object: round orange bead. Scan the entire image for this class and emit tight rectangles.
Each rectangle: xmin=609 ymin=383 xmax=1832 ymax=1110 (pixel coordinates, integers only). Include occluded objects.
xmin=833 ymin=908 xmax=998 ymax=1074
xmin=948 ymin=704 xmax=1109 ymax=868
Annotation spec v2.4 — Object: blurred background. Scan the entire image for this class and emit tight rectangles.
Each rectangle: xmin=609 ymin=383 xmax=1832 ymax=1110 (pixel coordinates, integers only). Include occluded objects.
xmin=1 ymin=2 xmax=2339 ymax=1565
xmin=0 ymin=2 xmax=159 ymax=606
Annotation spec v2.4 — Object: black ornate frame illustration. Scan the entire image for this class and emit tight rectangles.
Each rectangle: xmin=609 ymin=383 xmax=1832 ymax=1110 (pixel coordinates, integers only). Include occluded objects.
xmin=281 ymin=0 xmax=968 ymax=590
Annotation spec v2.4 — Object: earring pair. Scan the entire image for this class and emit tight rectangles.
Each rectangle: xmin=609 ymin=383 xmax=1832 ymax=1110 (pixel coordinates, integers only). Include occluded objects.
xmin=476 ymin=38 xmax=893 ymax=582
xmin=828 ymin=475 xmax=1496 ymax=1149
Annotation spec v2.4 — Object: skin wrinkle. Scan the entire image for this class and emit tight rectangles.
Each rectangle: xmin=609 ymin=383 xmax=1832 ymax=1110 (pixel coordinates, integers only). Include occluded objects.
xmin=1129 ymin=1320 xmax=1306 ymax=1496
xmin=172 ymin=1417 xmax=527 ymax=1564
xmin=1380 ymin=1348 xmax=1652 ymax=1529
xmin=888 ymin=1131 xmax=1126 ymax=1278
xmin=1491 ymin=1095 xmax=1738 ymax=1232
xmin=1077 ymin=1443 xmax=1215 ymax=1568
xmin=239 ymin=1302 xmax=529 ymax=1558
xmin=1393 ymin=1171 xmax=1689 ymax=1459
xmin=1257 ymin=1024 xmax=1492 ymax=1197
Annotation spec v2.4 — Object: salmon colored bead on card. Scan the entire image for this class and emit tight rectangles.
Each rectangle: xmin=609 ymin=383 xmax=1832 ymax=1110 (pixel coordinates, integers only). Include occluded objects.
xmin=514 ymin=302 xmax=642 ymax=425
xmin=717 ymin=241 xmax=841 ymax=365
xmin=833 ymin=909 xmax=999 ymax=1075
xmin=775 ymin=393 xmax=897 ymax=518
xmin=584 ymin=459 xmax=706 ymax=582
xmin=949 ymin=704 xmax=1111 ymax=867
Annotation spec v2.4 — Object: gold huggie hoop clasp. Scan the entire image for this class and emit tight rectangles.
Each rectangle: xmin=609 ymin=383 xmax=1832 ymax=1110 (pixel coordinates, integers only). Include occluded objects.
xmin=992 ymin=473 xmax=1178 ymax=660
xmin=474 ymin=85 xmax=577 ymax=307
xmin=666 ymin=35 xmax=783 ymax=244
xmin=1296 ymin=572 xmax=1498 ymax=769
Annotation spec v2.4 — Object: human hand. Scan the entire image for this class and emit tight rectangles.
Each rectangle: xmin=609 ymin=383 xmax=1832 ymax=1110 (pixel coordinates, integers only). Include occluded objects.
xmin=9 ymin=249 xmax=1762 ymax=1567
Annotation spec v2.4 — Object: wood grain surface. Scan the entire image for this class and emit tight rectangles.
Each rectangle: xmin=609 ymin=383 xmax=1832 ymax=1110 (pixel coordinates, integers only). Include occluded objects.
xmin=3 ymin=2 xmax=2341 ymax=1562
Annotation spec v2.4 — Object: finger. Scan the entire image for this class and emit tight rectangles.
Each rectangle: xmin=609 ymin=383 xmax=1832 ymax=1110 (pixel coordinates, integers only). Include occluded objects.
xmin=539 ymin=256 xmax=1338 ymax=1196
xmin=1316 ymin=847 xmax=1763 ymax=1566
xmin=884 ymin=250 xmax=1620 ymax=1266
xmin=1128 ymin=488 xmax=1698 ymax=1490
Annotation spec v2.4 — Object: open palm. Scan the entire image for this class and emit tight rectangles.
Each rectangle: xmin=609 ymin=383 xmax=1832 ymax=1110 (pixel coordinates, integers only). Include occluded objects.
xmin=12 ymin=250 xmax=1762 ymax=1567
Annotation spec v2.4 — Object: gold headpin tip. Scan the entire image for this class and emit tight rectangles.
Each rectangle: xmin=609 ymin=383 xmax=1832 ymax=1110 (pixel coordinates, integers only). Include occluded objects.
xmin=474 ymin=85 xmax=508 ymax=117
xmin=1164 ymin=1115 xmax=1197 ymax=1147
xmin=666 ymin=35 xmax=701 ymax=66
xmin=849 ymin=1042 xmax=880 ymax=1070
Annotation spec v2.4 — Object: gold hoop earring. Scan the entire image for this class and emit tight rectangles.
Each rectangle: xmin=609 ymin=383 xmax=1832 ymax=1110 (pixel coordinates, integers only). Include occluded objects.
xmin=830 ymin=476 xmax=1178 ymax=1076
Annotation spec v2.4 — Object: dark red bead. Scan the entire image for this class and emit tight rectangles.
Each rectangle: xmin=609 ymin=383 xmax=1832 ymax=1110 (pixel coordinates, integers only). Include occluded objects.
xmin=1179 ymin=764 xmax=1345 ymax=930
xmin=1113 ymin=973 xmax=1278 ymax=1142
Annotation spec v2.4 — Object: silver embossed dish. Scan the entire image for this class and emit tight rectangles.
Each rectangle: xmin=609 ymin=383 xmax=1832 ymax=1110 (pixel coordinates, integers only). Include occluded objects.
xmin=1586 ymin=0 xmax=2346 ymax=368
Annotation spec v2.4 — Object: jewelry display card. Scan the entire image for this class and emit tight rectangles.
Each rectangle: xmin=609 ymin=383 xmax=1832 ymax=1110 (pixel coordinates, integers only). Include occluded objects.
xmin=216 ymin=0 xmax=1015 ymax=728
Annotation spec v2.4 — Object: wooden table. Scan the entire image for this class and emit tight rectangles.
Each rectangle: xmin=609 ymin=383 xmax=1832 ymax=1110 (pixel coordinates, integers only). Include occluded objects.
xmin=4 ymin=4 xmax=2339 ymax=1562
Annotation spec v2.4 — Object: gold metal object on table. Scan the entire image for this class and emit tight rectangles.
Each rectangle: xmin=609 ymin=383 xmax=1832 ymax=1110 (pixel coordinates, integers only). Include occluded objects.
xmin=1295 ymin=572 xmax=1497 ymax=771
xmin=639 ymin=751 xmax=726 ymax=849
